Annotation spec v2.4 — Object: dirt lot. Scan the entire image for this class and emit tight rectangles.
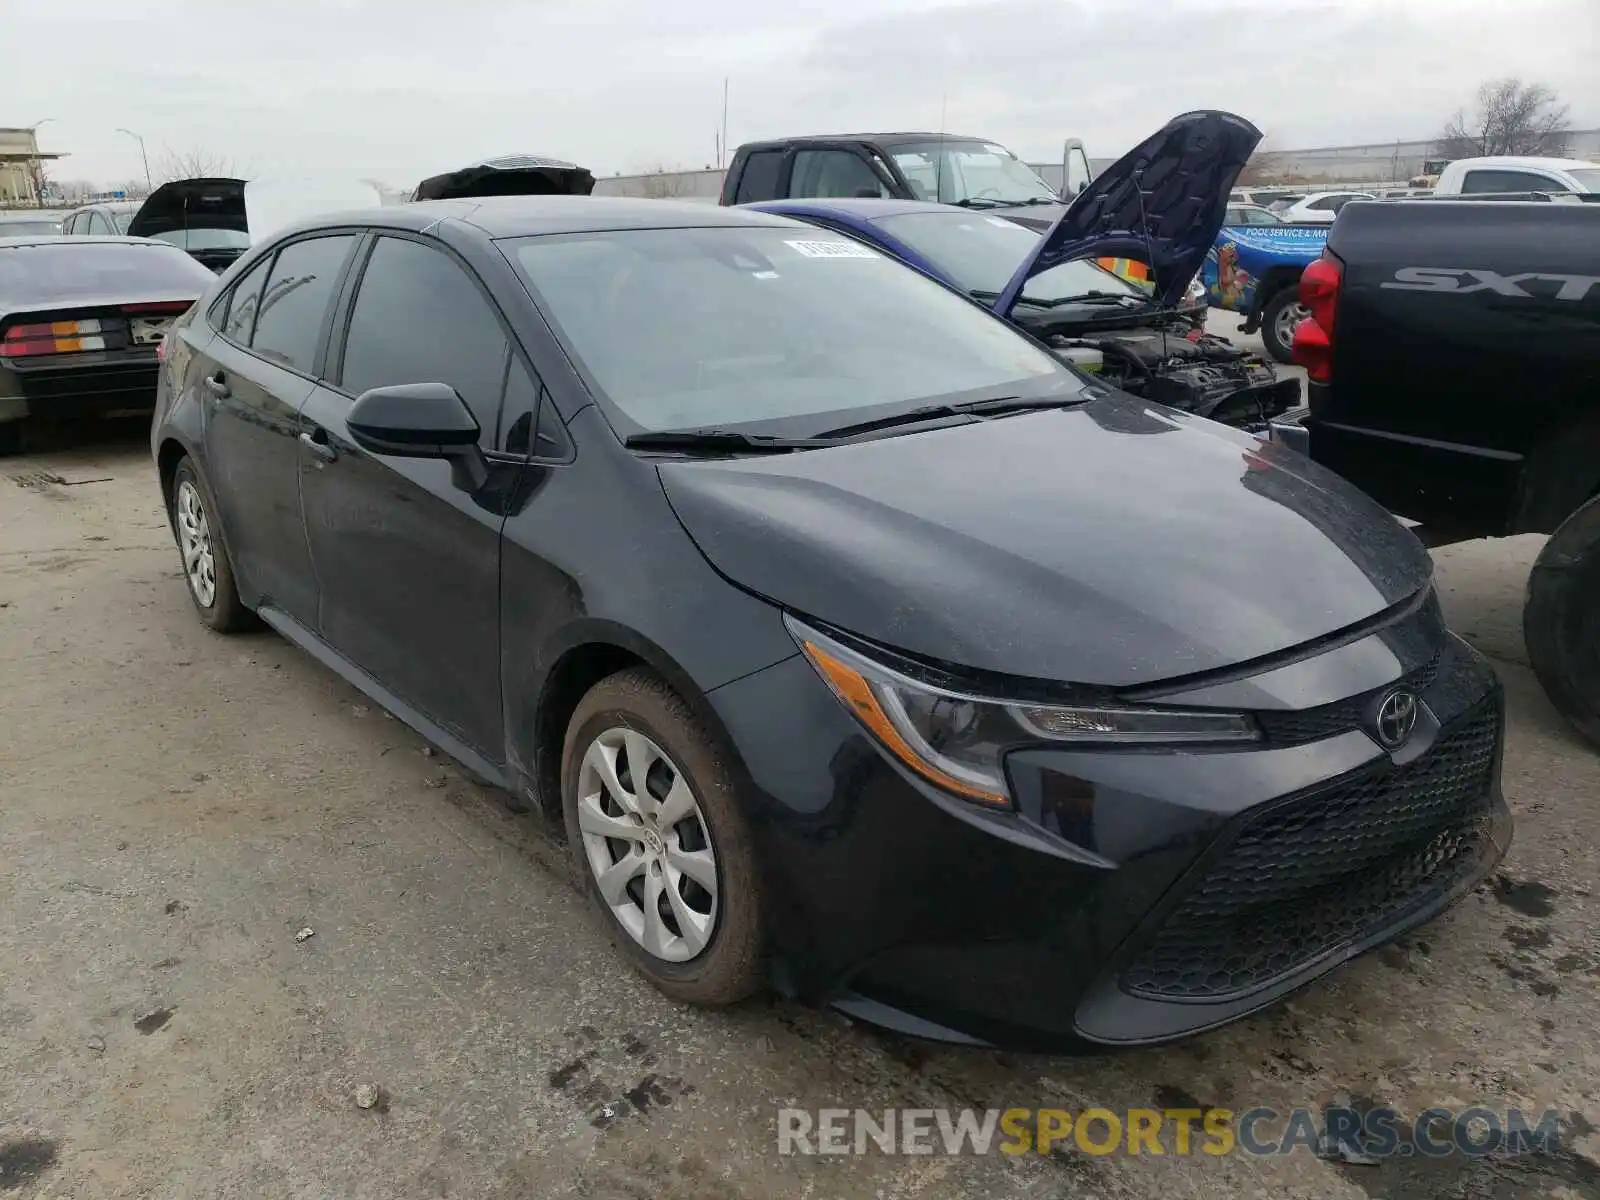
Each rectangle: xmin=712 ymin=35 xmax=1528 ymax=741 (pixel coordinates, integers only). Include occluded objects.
xmin=2 ymin=429 xmax=1598 ymax=1200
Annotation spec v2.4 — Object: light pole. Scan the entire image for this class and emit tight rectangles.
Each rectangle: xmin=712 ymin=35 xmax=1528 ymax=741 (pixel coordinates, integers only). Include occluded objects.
xmin=117 ymin=128 xmax=152 ymax=192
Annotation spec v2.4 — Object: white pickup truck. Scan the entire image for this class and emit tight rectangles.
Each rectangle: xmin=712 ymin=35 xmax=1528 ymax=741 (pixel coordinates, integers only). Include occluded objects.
xmin=1433 ymin=155 xmax=1600 ymax=196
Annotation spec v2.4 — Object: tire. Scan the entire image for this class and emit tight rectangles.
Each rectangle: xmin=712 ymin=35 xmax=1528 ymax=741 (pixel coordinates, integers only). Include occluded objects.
xmin=1525 ymin=493 xmax=1600 ymax=748
xmin=170 ymin=457 xmax=257 ymax=633
xmin=0 ymin=421 xmax=21 ymax=457
xmin=562 ymin=667 xmax=763 ymax=1005
xmin=1260 ymin=284 xmax=1310 ymax=364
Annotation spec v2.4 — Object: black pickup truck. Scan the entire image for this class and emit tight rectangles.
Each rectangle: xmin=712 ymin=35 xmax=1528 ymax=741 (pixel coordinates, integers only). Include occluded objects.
xmin=719 ymin=133 xmax=1067 ymax=229
xmin=1272 ymin=198 xmax=1600 ymax=744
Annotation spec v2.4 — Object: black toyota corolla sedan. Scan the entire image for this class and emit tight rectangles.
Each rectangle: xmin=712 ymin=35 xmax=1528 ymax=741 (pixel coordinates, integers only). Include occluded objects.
xmin=150 ymin=192 xmax=1509 ymax=1050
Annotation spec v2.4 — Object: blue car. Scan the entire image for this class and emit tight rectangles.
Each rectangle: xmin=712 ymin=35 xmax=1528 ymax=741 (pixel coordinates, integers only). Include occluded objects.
xmin=750 ymin=110 xmax=1301 ymax=429
xmin=1202 ymin=223 xmax=1330 ymax=364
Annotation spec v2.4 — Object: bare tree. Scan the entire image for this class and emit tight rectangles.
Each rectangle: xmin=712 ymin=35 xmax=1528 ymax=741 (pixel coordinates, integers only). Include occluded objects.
xmin=1438 ymin=79 xmax=1571 ymax=159
xmin=153 ymin=146 xmax=242 ymax=184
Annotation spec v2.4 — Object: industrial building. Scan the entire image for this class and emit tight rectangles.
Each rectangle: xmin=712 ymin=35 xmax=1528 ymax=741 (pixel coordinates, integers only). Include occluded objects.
xmin=0 ymin=126 xmax=65 ymax=206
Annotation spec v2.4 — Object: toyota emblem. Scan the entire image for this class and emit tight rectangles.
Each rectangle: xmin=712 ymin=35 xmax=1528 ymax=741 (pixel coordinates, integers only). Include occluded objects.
xmin=1374 ymin=689 xmax=1419 ymax=748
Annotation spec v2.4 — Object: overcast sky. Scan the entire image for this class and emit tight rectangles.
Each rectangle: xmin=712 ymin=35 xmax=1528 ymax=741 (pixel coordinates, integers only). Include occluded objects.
xmin=7 ymin=0 xmax=1597 ymax=188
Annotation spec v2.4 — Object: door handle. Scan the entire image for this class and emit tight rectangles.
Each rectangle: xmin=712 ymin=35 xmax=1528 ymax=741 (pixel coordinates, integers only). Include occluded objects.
xmin=203 ymin=372 xmax=230 ymax=399
xmin=299 ymin=430 xmax=338 ymax=463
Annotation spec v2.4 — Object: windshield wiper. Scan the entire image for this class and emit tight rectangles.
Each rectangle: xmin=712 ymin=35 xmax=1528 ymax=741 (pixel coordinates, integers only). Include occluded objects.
xmin=967 ymin=288 xmax=1150 ymax=310
xmin=811 ymin=393 xmax=1089 ymax=440
xmin=950 ymin=198 xmax=1004 ymax=209
xmin=623 ymin=429 xmax=827 ymax=455
xmin=1022 ymin=291 xmax=1151 ymax=310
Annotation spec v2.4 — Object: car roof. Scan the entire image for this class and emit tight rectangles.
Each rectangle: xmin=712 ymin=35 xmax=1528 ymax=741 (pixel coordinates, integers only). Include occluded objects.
xmin=749 ymin=197 xmax=971 ymax=221
xmin=737 ymin=133 xmax=992 ymax=151
xmin=270 ymin=195 xmax=804 ymax=242
xmin=66 ymin=201 xmax=141 ymax=213
xmin=0 ymin=234 xmax=169 ymax=249
xmin=1449 ymin=155 xmax=1597 ymax=172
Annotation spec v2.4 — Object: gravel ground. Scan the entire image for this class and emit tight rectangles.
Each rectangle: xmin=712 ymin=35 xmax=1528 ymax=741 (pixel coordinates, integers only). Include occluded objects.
xmin=0 ymin=425 xmax=1596 ymax=1200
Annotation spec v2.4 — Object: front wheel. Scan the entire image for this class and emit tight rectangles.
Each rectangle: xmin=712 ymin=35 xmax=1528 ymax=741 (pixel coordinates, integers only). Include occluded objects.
xmin=1260 ymin=285 xmax=1310 ymax=364
xmin=1525 ymin=493 xmax=1600 ymax=748
xmin=561 ymin=667 xmax=763 ymax=1005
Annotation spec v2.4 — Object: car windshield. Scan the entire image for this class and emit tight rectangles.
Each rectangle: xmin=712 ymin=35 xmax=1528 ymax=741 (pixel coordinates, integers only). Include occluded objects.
xmin=1225 ymin=206 xmax=1283 ymax=226
xmin=508 ymin=225 xmax=1077 ymax=436
xmin=113 ymin=210 xmax=135 ymax=233
xmin=1567 ymin=168 xmax=1600 ymax=192
xmin=871 ymin=210 xmax=1143 ymax=305
xmin=146 ymin=228 xmax=252 ymax=250
xmin=888 ymin=141 xmax=1059 ymax=206
xmin=0 ymin=219 xmax=62 ymax=237
xmin=0 ymin=241 xmax=214 ymax=300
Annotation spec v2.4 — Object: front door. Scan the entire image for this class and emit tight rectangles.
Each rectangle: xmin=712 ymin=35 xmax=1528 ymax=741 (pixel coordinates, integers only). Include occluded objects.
xmin=297 ymin=233 xmax=522 ymax=759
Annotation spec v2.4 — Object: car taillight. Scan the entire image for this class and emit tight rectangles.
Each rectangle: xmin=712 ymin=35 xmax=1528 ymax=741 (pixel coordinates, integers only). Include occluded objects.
xmin=0 ymin=318 xmax=109 ymax=359
xmin=1291 ymin=250 xmax=1343 ymax=384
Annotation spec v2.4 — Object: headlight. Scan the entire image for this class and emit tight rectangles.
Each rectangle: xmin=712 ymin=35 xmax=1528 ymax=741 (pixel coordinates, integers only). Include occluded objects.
xmin=787 ymin=616 xmax=1259 ymax=809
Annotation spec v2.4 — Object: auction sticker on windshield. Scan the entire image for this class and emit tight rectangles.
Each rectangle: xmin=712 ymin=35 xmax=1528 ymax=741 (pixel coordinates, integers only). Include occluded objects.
xmin=785 ymin=240 xmax=880 ymax=259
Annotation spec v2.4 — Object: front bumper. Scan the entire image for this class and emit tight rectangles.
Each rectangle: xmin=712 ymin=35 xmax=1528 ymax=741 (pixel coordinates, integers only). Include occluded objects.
xmin=709 ymin=627 xmax=1508 ymax=1051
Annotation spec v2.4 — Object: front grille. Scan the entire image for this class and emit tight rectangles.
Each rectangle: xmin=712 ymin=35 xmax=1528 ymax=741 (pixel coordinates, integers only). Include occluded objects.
xmin=1255 ymin=655 xmax=1440 ymax=745
xmin=1122 ymin=696 xmax=1500 ymax=1000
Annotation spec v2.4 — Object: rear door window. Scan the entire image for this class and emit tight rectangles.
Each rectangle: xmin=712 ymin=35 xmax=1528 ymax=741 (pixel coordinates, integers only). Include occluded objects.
xmin=337 ymin=235 xmax=509 ymax=444
xmin=733 ymin=151 xmax=785 ymax=202
xmin=248 ymin=235 xmax=355 ymax=374
xmin=220 ymin=257 xmax=272 ymax=344
xmin=791 ymin=150 xmax=890 ymax=199
xmin=1460 ymin=169 xmax=1560 ymax=193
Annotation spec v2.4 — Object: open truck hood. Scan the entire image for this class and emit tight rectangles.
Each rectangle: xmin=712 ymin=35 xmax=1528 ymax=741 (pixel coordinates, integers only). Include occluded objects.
xmin=411 ymin=155 xmax=596 ymax=201
xmin=129 ymin=176 xmax=382 ymax=248
xmin=128 ymin=178 xmax=247 ymax=240
xmin=994 ymin=110 xmax=1260 ymax=312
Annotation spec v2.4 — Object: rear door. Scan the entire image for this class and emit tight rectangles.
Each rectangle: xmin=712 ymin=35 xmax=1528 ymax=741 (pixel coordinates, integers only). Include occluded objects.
xmin=195 ymin=233 xmax=358 ymax=624
xmin=298 ymin=232 xmax=526 ymax=758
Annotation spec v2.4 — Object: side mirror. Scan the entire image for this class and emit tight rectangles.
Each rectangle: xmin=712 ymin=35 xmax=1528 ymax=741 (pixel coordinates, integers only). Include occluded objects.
xmin=347 ymin=382 xmax=489 ymax=492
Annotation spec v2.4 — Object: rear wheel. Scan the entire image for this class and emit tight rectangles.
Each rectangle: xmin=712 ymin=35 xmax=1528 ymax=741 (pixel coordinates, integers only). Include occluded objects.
xmin=1525 ymin=493 xmax=1600 ymax=748
xmin=1261 ymin=285 xmax=1310 ymax=364
xmin=170 ymin=458 xmax=256 ymax=633
xmin=561 ymin=667 xmax=763 ymax=1005
xmin=0 ymin=421 xmax=21 ymax=457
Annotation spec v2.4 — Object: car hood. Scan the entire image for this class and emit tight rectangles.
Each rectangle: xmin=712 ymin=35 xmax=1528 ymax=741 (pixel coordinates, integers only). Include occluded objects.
xmin=128 ymin=178 xmax=247 ymax=239
xmin=658 ymin=395 xmax=1431 ymax=688
xmin=989 ymin=202 xmax=1067 ymax=232
xmin=994 ymin=110 xmax=1261 ymax=312
xmin=412 ymin=155 xmax=596 ymax=201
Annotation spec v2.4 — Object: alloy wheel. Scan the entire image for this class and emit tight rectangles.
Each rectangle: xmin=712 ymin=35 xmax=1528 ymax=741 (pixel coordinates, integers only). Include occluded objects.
xmin=576 ymin=726 xmax=719 ymax=962
xmin=175 ymin=479 xmax=216 ymax=608
xmin=1274 ymin=300 xmax=1311 ymax=349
